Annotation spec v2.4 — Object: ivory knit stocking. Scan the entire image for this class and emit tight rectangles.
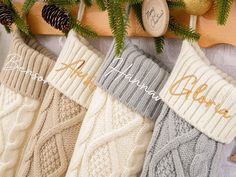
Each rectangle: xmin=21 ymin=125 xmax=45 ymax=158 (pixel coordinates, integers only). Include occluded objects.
xmin=16 ymin=30 xmax=104 ymax=177
xmin=65 ymin=41 xmax=169 ymax=177
xmin=0 ymin=31 xmax=56 ymax=177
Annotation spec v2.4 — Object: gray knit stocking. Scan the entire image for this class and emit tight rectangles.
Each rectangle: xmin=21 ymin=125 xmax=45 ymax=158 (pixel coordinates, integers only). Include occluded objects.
xmin=141 ymin=104 xmax=223 ymax=177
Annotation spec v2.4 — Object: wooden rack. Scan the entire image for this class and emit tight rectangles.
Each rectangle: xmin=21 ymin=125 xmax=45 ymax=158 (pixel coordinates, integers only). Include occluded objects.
xmin=15 ymin=1 xmax=236 ymax=48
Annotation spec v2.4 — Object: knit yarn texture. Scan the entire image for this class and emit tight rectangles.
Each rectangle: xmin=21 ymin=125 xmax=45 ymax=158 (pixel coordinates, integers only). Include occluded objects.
xmin=16 ymin=30 xmax=104 ymax=177
xmin=141 ymin=41 xmax=224 ymax=177
xmin=160 ymin=41 xmax=236 ymax=144
xmin=65 ymin=41 xmax=169 ymax=177
xmin=0 ymin=31 xmax=55 ymax=177
xmin=141 ymin=104 xmax=223 ymax=177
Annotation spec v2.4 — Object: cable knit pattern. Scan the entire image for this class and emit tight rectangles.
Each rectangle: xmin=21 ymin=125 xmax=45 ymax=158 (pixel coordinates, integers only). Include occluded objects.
xmin=17 ymin=86 xmax=86 ymax=177
xmin=160 ymin=41 xmax=236 ymax=143
xmin=0 ymin=85 xmax=40 ymax=177
xmin=65 ymin=41 xmax=170 ymax=177
xmin=141 ymin=41 xmax=226 ymax=177
xmin=17 ymin=30 xmax=104 ymax=177
xmin=0 ymin=31 xmax=55 ymax=177
xmin=141 ymin=104 xmax=223 ymax=177
xmin=66 ymin=88 xmax=154 ymax=177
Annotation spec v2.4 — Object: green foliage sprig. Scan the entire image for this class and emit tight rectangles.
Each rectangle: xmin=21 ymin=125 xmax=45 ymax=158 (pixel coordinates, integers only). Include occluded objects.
xmin=131 ymin=1 xmax=198 ymax=54
xmin=107 ymin=1 xmax=127 ymax=55
xmin=21 ymin=0 xmax=233 ymax=55
xmin=1 ymin=0 xmax=29 ymax=35
xmin=169 ymin=16 xmax=200 ymax=41
xmin=167 ymin=1 xmax=185 ymax=9
xmin=154 ymin=36 xmax=165 ymax=54
xmin=23 ymin=0 xmax=80 ymax=14
xmin=213 ymin=0 xmax=233 ymax=25
xmin=70 ymin=16 xmax=97 ymax=37
xmin=132 ymin=3 xmax=144 ymax=29
xmin=41 ymin=4 xmax=97 ymax=37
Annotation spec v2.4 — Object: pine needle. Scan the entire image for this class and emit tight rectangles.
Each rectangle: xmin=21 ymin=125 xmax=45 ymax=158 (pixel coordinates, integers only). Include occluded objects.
xmin=2 ymin=0 xmax=11 ymax=6
xmin=168 ymin=17 xmax=200 ymax=41
xmin=107 ymin=1 xmax=127 ymax=56
xmin=126 ymin=0 xmax=143 ymax=5
xmin=167 ymin=1 xmax=185 ymax=9
xmin=83 ymin=0 xmax=92 ymax=6
xmin=214 ymin=0 xmax=233 ymax=25
xmin=71 ymin=17 xmax=97 ymax=38
xmin=47 ymin=0 xmax=80 ymax=6
xmin=132 ymin=3 xmax=145 ymax=30
xmin=13 ymin=12 xmax=30 ymax=35
xmin=22 ymin=0 xmax=36 ymax=14
xmin=3 ymin=0 xmax=30 ymax=35
xmin=154 ymin=36 xmax=165 ymax=54
xmin=96 ymin=0 xmax=106 ymax=10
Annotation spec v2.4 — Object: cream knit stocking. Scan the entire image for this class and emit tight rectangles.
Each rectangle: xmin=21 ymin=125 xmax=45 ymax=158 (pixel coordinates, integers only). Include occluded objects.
xmin=16 ymin=30 xmax=104 ymax=177
xmin=65 ymin=41 xmax=169 ymax=177
xmin=0 ymin=31 xmax=56 ymax=177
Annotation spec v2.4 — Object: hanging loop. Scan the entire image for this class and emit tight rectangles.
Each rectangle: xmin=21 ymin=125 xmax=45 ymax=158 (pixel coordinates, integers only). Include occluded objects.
xmin=77 ymin=1 xmax=86 ymax=21
xmin=189 ymin=15 xmax=197 ymax=30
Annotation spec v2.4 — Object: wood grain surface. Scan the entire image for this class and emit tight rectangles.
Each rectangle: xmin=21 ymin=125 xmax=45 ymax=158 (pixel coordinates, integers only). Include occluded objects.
xmin=14 ymin=1 xmax=236 ymax=48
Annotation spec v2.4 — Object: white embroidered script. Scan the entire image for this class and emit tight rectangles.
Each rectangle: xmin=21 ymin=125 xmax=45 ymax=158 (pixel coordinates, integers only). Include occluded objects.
xmin=3 ymin=54 xmax=48 ymax=84
xmin=105 ymin=57 xmax=161 ymax=102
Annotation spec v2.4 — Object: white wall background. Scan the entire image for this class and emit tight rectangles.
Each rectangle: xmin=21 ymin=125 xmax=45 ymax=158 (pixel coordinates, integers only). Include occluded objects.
xmin=0 ymin=25 xmax=235 ymax=176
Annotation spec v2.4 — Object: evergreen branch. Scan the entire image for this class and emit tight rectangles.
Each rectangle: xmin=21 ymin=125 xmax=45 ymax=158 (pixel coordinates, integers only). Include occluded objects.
xmin=2 ymin=0 xmax=30 ymax=35
xmin=132 ymin=3 xmax=145 ymax=30
xmin=154 ymin=36 xmax=164 ymax=54
xmin=96 ymin=0 xmax=106 ymax=10
xmin=214 ymin=0 xmax=233 ymax=25
xmin=22 ymin=0 xmax=36 ymax=14
xmin=2 ymin=0 xmax=11 ymax=6
xmin=71 ymin=17 xmax=97 ymax=37
xmin=107 ymin=1 xmax=127 ymax=55
xmin=47 ymin=0 xmax=80 ymax=6
xmin=167 ymin=1 xmax=185 ymax=9
xmin=83 ymin=0 xmax=92 ymax=6
xmin=126 ymin=0 xmax=143 ymax=5
xmin=168 ymin=17 xmax=200 ymax=41
xmin=13 ymin=11 xmax=30 ymax=35
xmin=154 ymin=36 xmax=165 ymax=54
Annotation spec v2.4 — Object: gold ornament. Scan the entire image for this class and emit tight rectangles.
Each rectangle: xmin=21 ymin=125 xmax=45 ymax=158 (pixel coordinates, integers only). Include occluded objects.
xmin=183 ymin=0 xmax=213 ymax=16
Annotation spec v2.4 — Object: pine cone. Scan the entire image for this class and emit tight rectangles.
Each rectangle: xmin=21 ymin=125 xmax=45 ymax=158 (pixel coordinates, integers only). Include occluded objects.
xmin=0 ymin=2 xmax=13 ymax=27
xmin=42 ymin=4 xmax=71 ymax=32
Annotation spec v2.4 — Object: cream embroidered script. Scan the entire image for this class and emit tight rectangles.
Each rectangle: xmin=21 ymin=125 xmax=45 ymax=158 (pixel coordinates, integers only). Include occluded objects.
xmin=3 ymin=54 xmax=48 ymax=84
xmin=55 ymin=59 xmax=96 ymax=91
xmin=105 ymin=57 xmax=161 ymax=102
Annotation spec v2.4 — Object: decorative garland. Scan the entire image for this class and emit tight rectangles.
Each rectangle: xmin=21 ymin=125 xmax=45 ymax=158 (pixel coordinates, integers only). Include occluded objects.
xmin=0 ymin=0 xmax=29 ymax=35
xmin=0 ymin=0 xmax=233 ymax=55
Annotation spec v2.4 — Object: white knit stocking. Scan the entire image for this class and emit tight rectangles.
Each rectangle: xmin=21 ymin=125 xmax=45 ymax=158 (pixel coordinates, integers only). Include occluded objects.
xmin=0 ymin=31 xmax=55 ymax=177
xmin=0 ymin=85 xmax=40 ymax=177
xmin=66 ymin=88 xmax=154 ymax=177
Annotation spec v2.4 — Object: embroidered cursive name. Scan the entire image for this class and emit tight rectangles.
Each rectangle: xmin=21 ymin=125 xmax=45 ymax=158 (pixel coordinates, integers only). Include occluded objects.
xmin=3 ymin=54 xmax=47 ymax=84
xmin=105 ymin=57 xmax=161 ymax=102
xmin=55 ymin=59 xmax=96 ymax=92
xmin=169 ymin=75 xmax=231 ymax=118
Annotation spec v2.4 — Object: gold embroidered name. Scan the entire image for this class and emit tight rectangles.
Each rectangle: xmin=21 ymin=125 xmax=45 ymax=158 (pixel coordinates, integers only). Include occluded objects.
xmin=169 ymin=75 xmax=231 ymax=118
xmin=56 ymin=59 xmax=96 ymax=92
